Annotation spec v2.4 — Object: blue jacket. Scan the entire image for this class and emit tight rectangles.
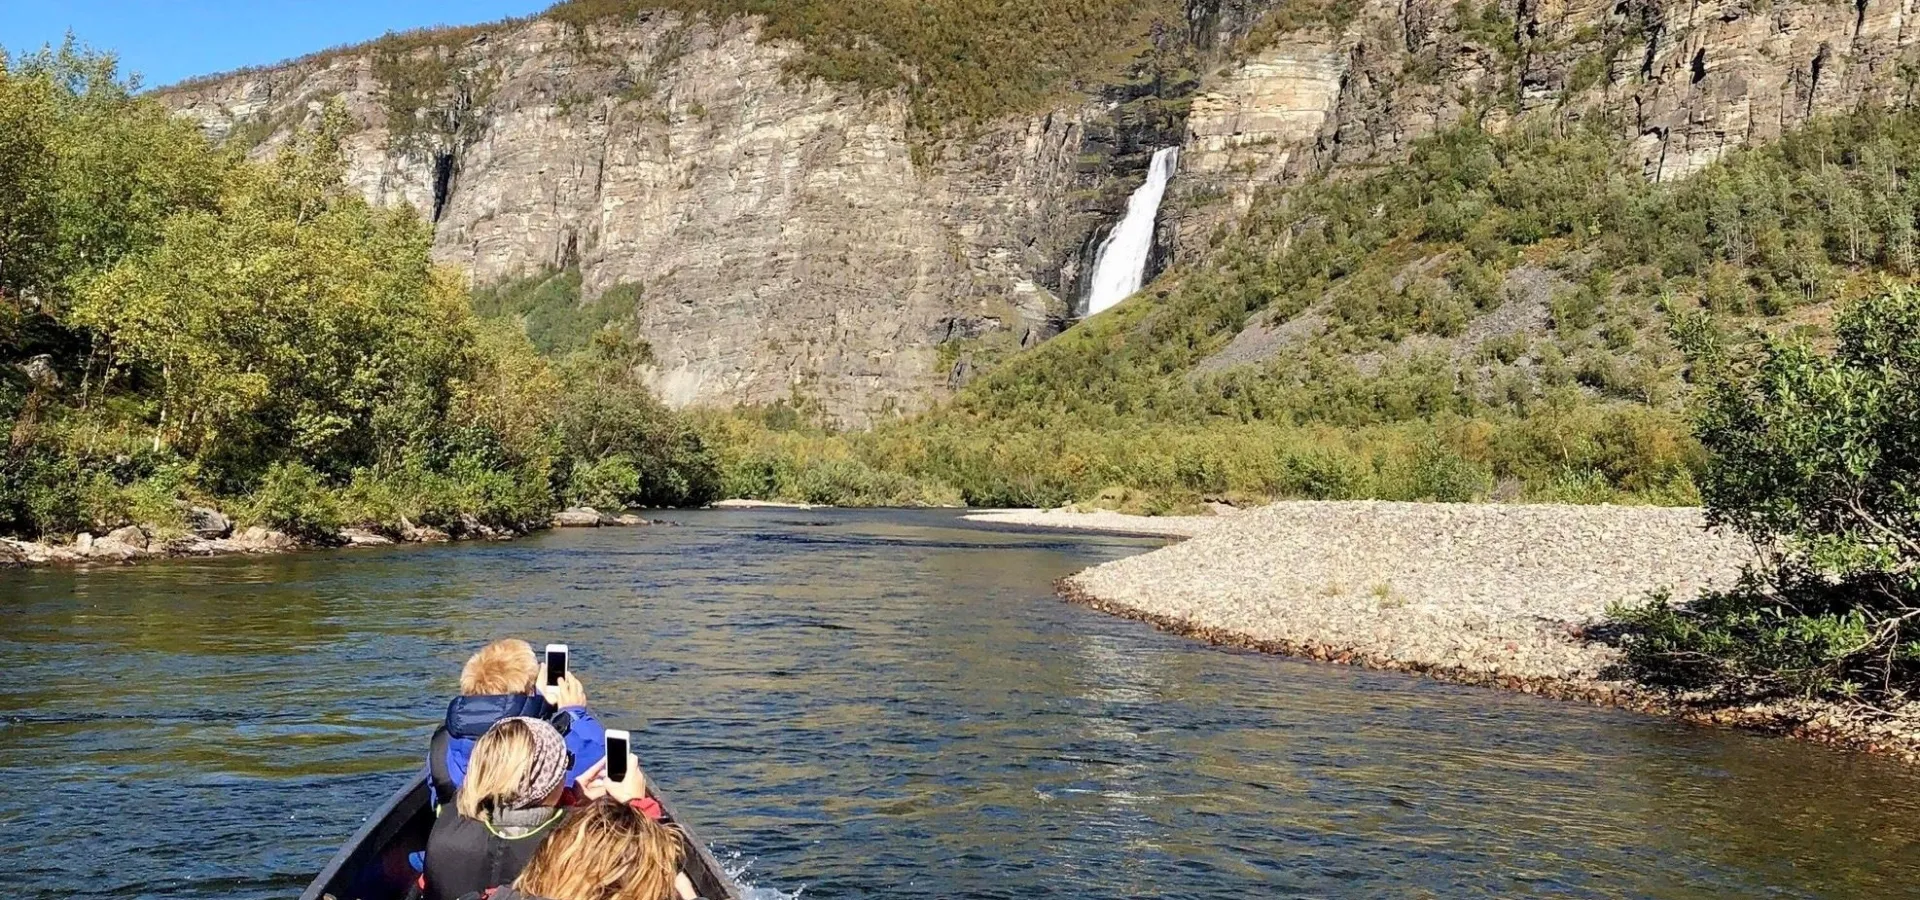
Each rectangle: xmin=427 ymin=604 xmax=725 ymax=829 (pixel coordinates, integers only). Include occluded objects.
xmin=428 ymin=693 xmax=608 ymax=806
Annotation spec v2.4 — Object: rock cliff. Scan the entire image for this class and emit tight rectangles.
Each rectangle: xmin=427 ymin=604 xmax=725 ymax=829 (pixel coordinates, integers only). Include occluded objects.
xmin=159 ymin=0 xmax=1920 ymax=423
xmin=1170 ymin=0 xmax=1920 ymax=258
xmin=163 ymin=13 xmax=1115 ymax=425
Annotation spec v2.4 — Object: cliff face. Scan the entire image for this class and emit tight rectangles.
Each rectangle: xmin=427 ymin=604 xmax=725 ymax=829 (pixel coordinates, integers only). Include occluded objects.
xmin=159 ymin=0 xmax=1920 ymax=424
xmin=1169 ymin=0 xmax=1920 ymax=258
xmin=163 ymin=14 xmax=1104 ymax=425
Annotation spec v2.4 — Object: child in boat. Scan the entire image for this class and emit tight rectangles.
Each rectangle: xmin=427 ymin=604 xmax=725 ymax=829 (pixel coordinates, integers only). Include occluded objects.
xmin=471 ymin=798 xmax=686 ymax=900
xmin=429 ymin=638 xmax=607 ymax=805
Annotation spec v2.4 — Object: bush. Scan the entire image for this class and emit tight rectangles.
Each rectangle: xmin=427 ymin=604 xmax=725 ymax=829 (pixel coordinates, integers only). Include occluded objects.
xmin=567 ymin=455 xmax=642 ymax=509
xmin=1611 ymin=285 xmax=1920 ymax=705
xmin=1384 ymin=442 xmax=1493 ymax=502
xmin=0 ymin=48 xmax=720 ymax=544
xmin=242 ymin=462 xmax=345 ymax=541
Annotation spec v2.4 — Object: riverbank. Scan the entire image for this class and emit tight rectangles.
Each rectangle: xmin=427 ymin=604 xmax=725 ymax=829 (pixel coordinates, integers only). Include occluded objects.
xmin=1008 ymin=500 xmax=1920 ymax=761
xmin=0 ymin=505 xmax=653 ymax=567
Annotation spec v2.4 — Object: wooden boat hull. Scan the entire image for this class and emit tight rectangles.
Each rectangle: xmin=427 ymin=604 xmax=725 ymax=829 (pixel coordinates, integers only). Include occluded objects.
xmin=299 ymin=773 xmax=743 ymax=900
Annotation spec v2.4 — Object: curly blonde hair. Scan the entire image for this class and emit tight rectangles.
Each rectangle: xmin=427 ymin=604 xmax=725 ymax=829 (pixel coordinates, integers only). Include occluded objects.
xmin=514 ymin=799 xmax=685 ymax=900
xmin=459 ymin=638 xmax=538 ymax=696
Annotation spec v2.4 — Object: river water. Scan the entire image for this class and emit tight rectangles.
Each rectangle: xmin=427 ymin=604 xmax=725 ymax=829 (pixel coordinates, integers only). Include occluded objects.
xmin=3 ymin=509 xmax=1918 ymax=899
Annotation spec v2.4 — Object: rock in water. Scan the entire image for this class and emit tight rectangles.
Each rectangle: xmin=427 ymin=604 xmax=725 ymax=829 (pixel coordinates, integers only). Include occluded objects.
xmin=553 ymin=507 xmax=604 ymax=528
xmin=236 ymin=526 xmax=296 ymax=551
xmin=340 ymin=527 xmax=396 ymax=547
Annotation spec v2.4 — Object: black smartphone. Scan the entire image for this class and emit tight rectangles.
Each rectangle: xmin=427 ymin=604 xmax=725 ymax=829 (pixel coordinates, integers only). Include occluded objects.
xmin=606 ymin=729 xmax=630 ymax=783
xmin=544 ymin=643 xmax=568 ymax=687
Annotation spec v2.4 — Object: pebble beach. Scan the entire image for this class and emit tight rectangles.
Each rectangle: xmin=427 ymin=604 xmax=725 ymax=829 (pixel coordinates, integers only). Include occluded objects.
xmin=973 ymin=502 xmax=1920 ymax=759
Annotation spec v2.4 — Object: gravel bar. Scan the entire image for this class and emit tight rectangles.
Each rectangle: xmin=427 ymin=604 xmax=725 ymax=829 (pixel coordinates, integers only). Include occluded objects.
xmin=1039 ymin=501 xmax=1920 ymax=760
xmin=963 ymin=507 xmax=1221 ymax=538
xmin=1063 ymin=500 xmax=1755 ymax=682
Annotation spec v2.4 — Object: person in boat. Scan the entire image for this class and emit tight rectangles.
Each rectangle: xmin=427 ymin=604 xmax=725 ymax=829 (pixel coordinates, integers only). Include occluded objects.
xmin=431 ymin=638 xmax=606 ymax=805
xmin=474 ymin=798 xmax=687 ymax=900
xmin=425 ymin=717 xmax=674 ymax=900
xmin=424 ymin=716 xmax=575 ymax=900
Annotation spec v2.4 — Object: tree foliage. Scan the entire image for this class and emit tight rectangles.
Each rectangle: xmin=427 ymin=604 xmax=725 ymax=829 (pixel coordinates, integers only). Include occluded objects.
xmin=1613 ymin=285 xmax=1920 ymax=705
xmin=0 ymin=43 xmax=716 ymax=539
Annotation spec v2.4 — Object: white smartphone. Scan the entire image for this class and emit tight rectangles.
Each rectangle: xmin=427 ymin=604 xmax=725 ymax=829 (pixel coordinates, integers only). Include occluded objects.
xmin=544 ymin=643 xmax=569 ymax=688
xmin=605 ymin=728 xmax=631 ymax=783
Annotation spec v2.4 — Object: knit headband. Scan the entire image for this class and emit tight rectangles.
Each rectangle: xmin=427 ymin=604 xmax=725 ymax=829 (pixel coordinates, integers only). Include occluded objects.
xmin=499 ymin=716 xmax=570 ymax=809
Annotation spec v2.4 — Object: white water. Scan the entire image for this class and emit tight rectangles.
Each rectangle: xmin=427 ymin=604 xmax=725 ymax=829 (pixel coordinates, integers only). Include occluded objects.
xmin=1083 ymin=146 xmax=1179 ymax=317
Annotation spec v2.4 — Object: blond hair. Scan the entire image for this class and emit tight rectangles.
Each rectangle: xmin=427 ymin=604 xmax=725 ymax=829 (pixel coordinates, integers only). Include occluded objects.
xmin=457 ymin=717 xmax=565 ymax=821
xmin=514 ymin=799 xmax=685 ymax=900
xmin=460 ymin=638 xmax=538 ymax=696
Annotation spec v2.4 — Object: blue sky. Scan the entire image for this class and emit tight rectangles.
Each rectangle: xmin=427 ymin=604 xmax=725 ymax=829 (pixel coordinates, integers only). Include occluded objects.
xmin=0 ymin=1 xmax=552 ymax=88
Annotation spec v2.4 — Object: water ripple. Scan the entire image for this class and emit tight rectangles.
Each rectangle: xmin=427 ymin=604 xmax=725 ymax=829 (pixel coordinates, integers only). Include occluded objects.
xmin=2 ymin=508 xmax=1918 ymax=900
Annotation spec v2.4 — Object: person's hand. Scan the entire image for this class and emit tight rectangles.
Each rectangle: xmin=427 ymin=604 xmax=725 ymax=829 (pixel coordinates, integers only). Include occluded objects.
xmin=605 ymin=752 xmax=646 ymax=804
xmin=576 ymin=756 xmax=611 ymax=801
xmin=576 ymin=752 xmax=647 ymax=803
xmin=539 ymin=671 xmax=587 ymax=709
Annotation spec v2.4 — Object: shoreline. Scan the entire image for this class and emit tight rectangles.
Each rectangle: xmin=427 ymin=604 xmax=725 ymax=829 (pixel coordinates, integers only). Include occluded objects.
xmin=0 ymin=505 xmax=654 ymax=568
xmin=993 ymin=502 xmax=1920 ymax=763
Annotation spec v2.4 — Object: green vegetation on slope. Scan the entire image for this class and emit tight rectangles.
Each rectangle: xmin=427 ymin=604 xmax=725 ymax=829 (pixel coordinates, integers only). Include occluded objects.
xmin=172 ymin=0 xmax=1189 ymax=144
xmin=0 ymin=44 xmax=715 ymax=540
xmin=470 ymin=267 xmax=646 ymax=356
xmin=698 ymin=103 xmax=1920 ymax=511
xmin=547 ymin=0 xmax=1183 ymax=132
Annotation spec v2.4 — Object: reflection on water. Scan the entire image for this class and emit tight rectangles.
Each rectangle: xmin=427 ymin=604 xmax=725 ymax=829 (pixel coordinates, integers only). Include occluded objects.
xmin=2 ymin=508 xmax=1918 ymax=899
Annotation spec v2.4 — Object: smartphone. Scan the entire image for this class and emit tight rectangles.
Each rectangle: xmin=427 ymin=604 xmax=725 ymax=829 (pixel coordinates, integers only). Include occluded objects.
xmin=605 ymin=728 xmax=630 ymax=783
xmin=544 ymin=643 xmax=569 ymax=687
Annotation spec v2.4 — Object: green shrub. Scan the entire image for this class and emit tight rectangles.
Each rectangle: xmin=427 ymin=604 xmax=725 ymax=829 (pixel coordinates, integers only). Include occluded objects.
xmin=1384 ymin=442 xmax=1493 ymax=502
xmin=1612 ymin=285 xmax=1920 ymax=705
xmin=0 ymin=48 xmax=720 ymax=546
xmin=1283 ymin=450 xmax=1365 ymax=500
xmin=242 ymin=462 xmax=345 ymax=541
xmin=567 ymin=455 xmax=642 ymax=509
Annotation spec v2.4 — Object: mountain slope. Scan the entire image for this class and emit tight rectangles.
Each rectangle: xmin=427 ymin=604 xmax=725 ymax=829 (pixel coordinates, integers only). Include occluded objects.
xmin=701 ymin=0 xmax=1920 ymax=508
xmin=155 ymin=1 xmax=1237 ymax=426
xmin=153 ymin=0 xmax=1920 ymax=440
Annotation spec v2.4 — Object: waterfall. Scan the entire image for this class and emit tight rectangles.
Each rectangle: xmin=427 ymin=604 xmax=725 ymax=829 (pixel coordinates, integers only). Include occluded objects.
xmin=1083 ymin=146 xmax=1179 ymax=317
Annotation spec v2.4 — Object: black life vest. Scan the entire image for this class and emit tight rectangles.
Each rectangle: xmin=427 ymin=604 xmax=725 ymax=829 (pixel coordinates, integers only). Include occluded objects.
xmin=423 ymin=807 xmax=565 ymax=900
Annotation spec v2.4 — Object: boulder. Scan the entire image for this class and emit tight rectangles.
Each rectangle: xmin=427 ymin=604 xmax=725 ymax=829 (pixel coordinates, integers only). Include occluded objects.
xmin=615 ymin=514 xmax=649 ymax=526
xmin=183 ymin=505 xmax=234 ymax=539
xmin=104 ymin=525 xmax=149 ymax=550
xmin=86 ymin=537 xmax=143 ymax=560
xmin=168 ymin=537 xmax=220 ymax=556
xmin=455 ymin=513 xmax=506 ymax=539
xmin=340 ymin=527 xmax=395 ymax=547
xmin=73 ymin=532 xmax=93 ymax=554
xmin=552 ymin=507 xmax=604 ymax=528
xmin=398 ymin=517 xmax=451 ymax=543
xmin=235 ymin=526 xmax=296 ymax=551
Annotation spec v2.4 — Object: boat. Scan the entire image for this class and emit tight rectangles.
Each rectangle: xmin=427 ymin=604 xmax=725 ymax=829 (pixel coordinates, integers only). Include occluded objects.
xmin=299 ymin=772 xmax=744 ymax=900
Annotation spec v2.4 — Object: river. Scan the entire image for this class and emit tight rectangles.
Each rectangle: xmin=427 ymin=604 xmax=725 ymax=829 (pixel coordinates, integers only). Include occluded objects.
xmin=2 ymin=509 xmax=1917 ymax=899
